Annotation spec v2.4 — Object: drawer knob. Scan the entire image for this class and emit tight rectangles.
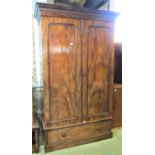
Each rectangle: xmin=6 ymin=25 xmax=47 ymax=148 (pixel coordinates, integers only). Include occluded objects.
xmin=61 ymin=133 xmax=66 ymax=137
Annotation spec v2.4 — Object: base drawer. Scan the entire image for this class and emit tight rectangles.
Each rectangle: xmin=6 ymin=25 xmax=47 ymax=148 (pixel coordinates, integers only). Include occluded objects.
xmin=46 ymin=120 xmax=111 ymax=146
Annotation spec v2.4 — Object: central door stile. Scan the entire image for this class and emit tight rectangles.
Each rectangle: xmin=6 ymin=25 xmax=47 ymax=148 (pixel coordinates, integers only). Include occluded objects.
xmin=80 ymin=19 xmax=84 ymax=123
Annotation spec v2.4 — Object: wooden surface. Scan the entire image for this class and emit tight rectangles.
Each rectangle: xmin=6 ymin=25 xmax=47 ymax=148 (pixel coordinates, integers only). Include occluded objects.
xmin=42 ymin=17 xmax=114 ymax=128
xmin=34 ymin=128 xmax=122 ymax=155
xmin=32 ymin=120 xmax=39 ymax=153
xmin=44 ymin=120 xmax=112 ymax=152
xmin=35 ymin=2 xmax=118 ymax=22
xmin=42 ymin=17 xmax=81 ymax=128
xmin=82 ymin=20 xmax=114 ymax=123
xmin=35 ymin=3 xmax=118 ymax=152
xmin=114 ymin=43 xmax=122 ymax=84
xmin=112 ymin=84 xmax=122 ymax=128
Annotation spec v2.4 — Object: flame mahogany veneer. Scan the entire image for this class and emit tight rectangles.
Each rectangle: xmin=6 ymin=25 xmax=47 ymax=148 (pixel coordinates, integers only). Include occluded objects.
xmin=35 ymin=3 xmax=118 ymax=152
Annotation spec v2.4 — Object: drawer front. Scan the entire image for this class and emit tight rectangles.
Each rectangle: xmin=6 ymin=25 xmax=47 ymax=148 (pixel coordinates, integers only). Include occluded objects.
xmin=46 ymin=120 xmax=111 ymax=145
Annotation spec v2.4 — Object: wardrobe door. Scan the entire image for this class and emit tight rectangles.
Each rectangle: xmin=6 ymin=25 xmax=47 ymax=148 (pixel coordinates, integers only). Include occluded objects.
xmin=82 ymin=20 xmax=114 ymax=122
xmin=42 ymin=17 xmax=82 ymax=127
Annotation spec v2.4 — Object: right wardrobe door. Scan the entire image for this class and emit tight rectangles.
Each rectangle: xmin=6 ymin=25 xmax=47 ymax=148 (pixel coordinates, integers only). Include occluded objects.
xmin=82 ymin=20 xmax=114 ymax=122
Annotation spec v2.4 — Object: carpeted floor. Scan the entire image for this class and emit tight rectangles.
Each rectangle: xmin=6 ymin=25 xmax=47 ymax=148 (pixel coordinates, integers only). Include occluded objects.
xmin=33 ymin=127 xmax=122 ymax=155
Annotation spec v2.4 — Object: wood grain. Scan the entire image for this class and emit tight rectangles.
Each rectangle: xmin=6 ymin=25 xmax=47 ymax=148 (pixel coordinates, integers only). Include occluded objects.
xmin=35 ymin=2 xmax=119 ymax=22
xmin=44 ymin=120 xmax=112 ymax=152
xmin=82 ymin=20 xmax=114 ymax=122
xmin=112 ymin=84 xmax=122 ymax=128
xmin=42 ymin=17 xmax=81 ymax=127
xmin=36 ymin=3 xmax=118 ymax=152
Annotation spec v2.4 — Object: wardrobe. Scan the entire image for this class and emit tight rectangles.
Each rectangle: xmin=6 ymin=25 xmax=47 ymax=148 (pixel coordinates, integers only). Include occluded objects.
xmin=35 ymin=2 xmax=118 ymax=152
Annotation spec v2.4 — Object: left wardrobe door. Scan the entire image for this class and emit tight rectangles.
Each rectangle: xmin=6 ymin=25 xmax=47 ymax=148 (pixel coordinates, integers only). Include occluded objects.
xmin=42 ymin=17 xmax=82 ymax=128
